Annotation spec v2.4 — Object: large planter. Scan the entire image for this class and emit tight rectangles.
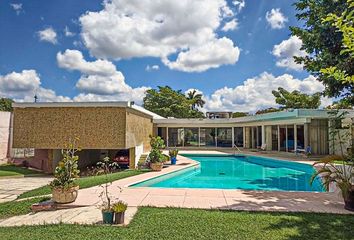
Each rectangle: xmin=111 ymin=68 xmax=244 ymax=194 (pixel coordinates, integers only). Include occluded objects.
xmin=114 ymin=211 xmax=125 ymax=224
xmin=102 ymin=211 xmax=114 ymax=224
xmin=170 ymin=156 xmax=177 ymax=165
xmin=344 ymin=190 xmax=354 ymax=211
xmin=52 ymin=185 xmax=79 ymax=204
xmin=150 ymin=162 xmax=163 ymax=171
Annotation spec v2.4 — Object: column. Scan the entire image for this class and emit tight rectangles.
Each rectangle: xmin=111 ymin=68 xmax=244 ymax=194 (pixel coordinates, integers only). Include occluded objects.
xmin=285 ymin=126 xmax=288 ymax=152
xmin=294 ymin=124 xmax=297 ymax=151
xmin=198 ymin=127 xmax=201 ymax=147
xmin=251 ymin=127 xmax=255 ymax=148
xmin=215 ymin=127 xmax=218 ymax=147
xmin=243 ymin=127 xmax=246 ymax=148
xmin=166 ymin=127 xmax=169 ymax=148
xmin=277 ymin=125 xmax=280 ymax=151
xmin=304 ymin=123 xmax=309 ymax=148
xmin=231 ymin=127 xmax=235 ymax=147
xmin=261 ymin=125 xmax=266 ymax=146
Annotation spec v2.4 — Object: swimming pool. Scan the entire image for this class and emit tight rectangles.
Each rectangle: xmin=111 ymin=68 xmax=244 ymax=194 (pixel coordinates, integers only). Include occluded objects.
xmin=132 ymin=154 xmax=324 ymax=192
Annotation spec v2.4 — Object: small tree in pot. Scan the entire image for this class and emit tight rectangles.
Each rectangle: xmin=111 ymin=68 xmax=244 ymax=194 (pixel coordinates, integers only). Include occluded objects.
xmin=169 ymin=149 xmax=179 ymax=165
xmin=149 ymin=135 xmax=165 ymax=171
xmin=50 ymin=138 xmax=81 ymax=204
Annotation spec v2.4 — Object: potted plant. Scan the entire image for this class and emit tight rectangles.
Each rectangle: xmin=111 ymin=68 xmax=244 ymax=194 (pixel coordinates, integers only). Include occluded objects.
xmin=149 ymin=135 xmax=165 ymax=171
xmin=50 ymin=138 xmax=81 ymax=204
xmin=112 ymin=200 xmax=128 ymax=224
xmin=169 ymin=149 xmax=179 ymax=165
xmin=311 ymin=110 xmax=354 ymax=211
xmin=97 ymin=156 xmax=119 ymax=224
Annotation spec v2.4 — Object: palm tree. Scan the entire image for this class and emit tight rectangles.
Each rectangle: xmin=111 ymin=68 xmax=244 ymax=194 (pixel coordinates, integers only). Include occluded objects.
xmin=187 ymin=90 xmax=205 ymax=110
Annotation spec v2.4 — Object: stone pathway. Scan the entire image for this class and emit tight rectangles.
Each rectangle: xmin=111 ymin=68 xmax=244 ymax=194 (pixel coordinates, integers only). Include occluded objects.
xmin=0 ymin=176 xmax=53 ymax=203
xmin=0 ymin=206 xmax=137 ymax=226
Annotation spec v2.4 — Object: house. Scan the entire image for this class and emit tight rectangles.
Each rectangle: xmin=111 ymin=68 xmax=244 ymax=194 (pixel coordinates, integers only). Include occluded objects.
xmin=11 ymin=102 xmax=354 ymax=173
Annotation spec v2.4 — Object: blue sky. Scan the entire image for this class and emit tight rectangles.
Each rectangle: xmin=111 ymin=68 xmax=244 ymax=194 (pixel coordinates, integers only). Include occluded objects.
xmin=0 ymin=0 xmax=330 ymax=112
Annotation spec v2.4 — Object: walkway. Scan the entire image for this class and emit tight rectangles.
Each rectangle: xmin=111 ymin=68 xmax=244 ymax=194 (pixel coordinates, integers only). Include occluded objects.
xmin=0 ymin=176 xmax=53 ymax=203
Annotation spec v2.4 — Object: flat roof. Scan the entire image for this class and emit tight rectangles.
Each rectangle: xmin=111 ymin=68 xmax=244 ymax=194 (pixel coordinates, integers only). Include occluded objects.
xmin=154 ymin=109 xmax=354 ymax=124
xmin=12 ymin=101 xmax=165 ymax=119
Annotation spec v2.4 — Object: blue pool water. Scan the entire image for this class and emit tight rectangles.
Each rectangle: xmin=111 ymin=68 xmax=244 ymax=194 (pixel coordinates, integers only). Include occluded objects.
xmin=132 ymin=154 xmax=324 ymax=192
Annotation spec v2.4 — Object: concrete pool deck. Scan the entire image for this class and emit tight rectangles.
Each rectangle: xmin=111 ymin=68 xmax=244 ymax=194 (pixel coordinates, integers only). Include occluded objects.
xmin=0 ymin=151 xmax=352 ymax=227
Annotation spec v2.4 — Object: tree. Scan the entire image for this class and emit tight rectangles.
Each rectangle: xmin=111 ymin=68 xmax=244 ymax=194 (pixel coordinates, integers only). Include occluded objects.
xmin=290 ymin=0 xmax=354 ymax=104
xmin=186 ymin=90 xmax=205 ymax=110
xmin=232 ymin=112 xmax=248 ymax=118
xmin=0 ymin=98 xmax=14 ymax=112
xmin=272 ymin=87 xmax=321 ymax=109
xmin=255 ymin=107 xmax=281 ymax=115
xmin=143 ymin=86 xmax=204 ymax=118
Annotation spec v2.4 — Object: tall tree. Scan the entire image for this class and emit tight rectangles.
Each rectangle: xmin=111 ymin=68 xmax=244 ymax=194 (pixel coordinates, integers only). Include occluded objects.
xmin=272 ymin=87 xmax=321 ymax=109
xmin=186 ymin=90 xmax=205 ymax=110
xmin=290 ymin=0 xmax=354 ymax=104
xmin=0 ymin=98 xmax=14 ymax=112
xmin=143 ymin=86 xmax=204 ymax=118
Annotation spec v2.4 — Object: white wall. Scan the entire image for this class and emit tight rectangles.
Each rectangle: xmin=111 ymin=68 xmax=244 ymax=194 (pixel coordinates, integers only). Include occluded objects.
xmin=134 ymin=143 xmax=144 ymax=168
xmin=0 ymin=112 xmax=11 ymax=164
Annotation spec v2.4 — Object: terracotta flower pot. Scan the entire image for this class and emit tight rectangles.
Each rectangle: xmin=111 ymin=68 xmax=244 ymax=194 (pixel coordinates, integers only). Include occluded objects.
xmin=150 ymin=162 xmax=163 ymax=171
xmin=114 ymin=211 xmax=125 ymax=224
xmin=52 ymin=185 xmax=79 ymax=204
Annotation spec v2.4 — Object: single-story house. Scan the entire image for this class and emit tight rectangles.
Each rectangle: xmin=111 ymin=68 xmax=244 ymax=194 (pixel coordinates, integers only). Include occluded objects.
xmin=11 ymin=102 xmax=354 ymax=173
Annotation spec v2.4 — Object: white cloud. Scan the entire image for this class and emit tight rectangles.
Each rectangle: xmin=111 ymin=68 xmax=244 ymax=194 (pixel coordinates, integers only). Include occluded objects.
xmin=204 ymin=72 xmax=330 ymax=112
xmin=272 ymin=36 xmax=307 ymax=71
xmin=57 ymin=49 xmax=150 ymax=104
xmin=265 ymin=8 xmax=288 ymax=29
xmin=37 ymin=27 xmax=57 ymax=44
xmin=222 ymin=19 xmax=238 ymax=32
xmin=145 ymin=65 xmax=159 ymax=71
xmin=10 ymin=3 xmax=22 ymax=15
xmin=163 ymin=37 xmax=240 ymax=72
xmin=79 ymin=0 xmax=239 ymax=72
xmin=232 ymin=0 xmax=245 ymax=13
xmin=0 ymin=70 xmax=70 ymax=102
xmin=64 ymin=26 xmax=75 ymax=37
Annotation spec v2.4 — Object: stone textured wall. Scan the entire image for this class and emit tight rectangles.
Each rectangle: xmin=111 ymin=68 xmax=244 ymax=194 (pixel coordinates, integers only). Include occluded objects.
xmin=13 ymin=107 xmax=127 ymax=149
xmin=125 ymin=108 xmax=153 ymax=152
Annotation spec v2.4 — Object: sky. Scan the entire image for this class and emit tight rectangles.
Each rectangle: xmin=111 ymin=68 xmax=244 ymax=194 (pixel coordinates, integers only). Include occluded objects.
xmin=0 ymin=0 xmax=332 ymax=112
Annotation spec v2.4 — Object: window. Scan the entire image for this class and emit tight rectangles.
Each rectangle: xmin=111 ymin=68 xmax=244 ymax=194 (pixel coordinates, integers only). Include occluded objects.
xmin=200 ymin=128 xmax=216 ymax=147
xmin=234 ymin=127 xmax=243 ymax=147
xmin=184 ymin=128 xmax=199 ymax=147
xmin=217 ymin=128 xmax=232 ymax=147
xmin=168 ymin=128 xmax=184 ymax=147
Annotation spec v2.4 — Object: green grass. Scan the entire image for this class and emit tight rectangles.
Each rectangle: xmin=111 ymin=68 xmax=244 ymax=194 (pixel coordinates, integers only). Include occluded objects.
xmin=0 ymin=207 xmax=353 ymax=240
xmin=0 ymin=197 xmax=50 ymax=219
xmin=0 ymin=164 xmax=43 ymax=177
xmin=18 ymin=170 xmax=147 ymax=199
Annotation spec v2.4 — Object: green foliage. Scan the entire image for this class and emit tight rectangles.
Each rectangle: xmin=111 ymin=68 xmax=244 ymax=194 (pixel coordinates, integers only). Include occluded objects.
xmin=1 ymin=207 xmax=354 ymax=239
xmin=112 ymin=200 xmax=128 ymax=213
xmin=255 ymin=107 xmax=281 ymax=115
xmin=272 ymin=87 xmax=321 ymax=109
xmin=186 ymin=89 xmax=205 ymax=110
xmin=149 ymin=135 xmax=165 ymax=163
xmin=326 ymin=98 xmax=353 ymax=109
xmin=49 ymin=138 xmax=81 ymax=189
xmin=311 ymin=110 xmax=353 ymax=200
xmin=232 ymin=112 xmax=248 ymax=118
xmin=290 ymin=0 xmax=354 ymax=104
xmin=143 ymin=86 xmax=204 ymax=118
xmin=168 ymin=149 xmax=179 ymax=158
xmin=0 ymin=97 xmax=14 ymax=112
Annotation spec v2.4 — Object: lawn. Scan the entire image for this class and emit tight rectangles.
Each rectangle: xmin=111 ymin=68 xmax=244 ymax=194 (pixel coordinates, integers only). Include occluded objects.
xmin=0 ymin=207 xmax=353 ymax=240
xmin=0 ymin=197 xmax=50 ymax=219
xmin=0 ymin=164 xmax=44 ymax=177
xmin=18 ymin=169 xmax=148 ymax=199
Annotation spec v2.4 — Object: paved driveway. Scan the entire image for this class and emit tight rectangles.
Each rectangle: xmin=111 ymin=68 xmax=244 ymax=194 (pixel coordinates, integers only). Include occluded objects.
xmin=0 ymin=176 xmax=53 ymax=203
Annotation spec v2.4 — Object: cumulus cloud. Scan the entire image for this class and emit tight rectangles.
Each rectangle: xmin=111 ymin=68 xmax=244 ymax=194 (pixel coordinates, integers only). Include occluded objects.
xmin=232 ymin=0 xmax=245 ymax=13
xmin=0 ymin=70 xmax=70 ymax=102
xmin=163 ymin=37 xmax=240 ymax=72
xmin=265 ymin=8 xmax=288 ymax=29
xmin=272 ymin=36 xmax=307 ymax=71
xmin=204 ymin=72 xmax=330 ymax=112
xmin=37 ymin=27 xmax=57 ymax=44
xmin=57 ymin=49 xmax=149 ymax=104
xmin=10 ymin=3 xmax=22 ymax=15
xmin=145 ymin=65 xmax=159 ymax=71
xmin=79 ymin=0 xmax=240 ymax=72
xmin=222 ymin=19 xmax=238 ymax=32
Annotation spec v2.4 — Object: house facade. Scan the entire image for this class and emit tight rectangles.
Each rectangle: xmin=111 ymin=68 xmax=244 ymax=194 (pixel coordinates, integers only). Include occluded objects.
xmin=11 ymin=102 xmax=354 ymax=173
